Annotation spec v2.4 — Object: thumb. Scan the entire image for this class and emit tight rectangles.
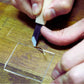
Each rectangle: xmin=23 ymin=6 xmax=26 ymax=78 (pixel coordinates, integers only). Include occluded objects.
xmin=43 ymin=0 xmax=74 ymax=21
xmin=41 ymin=18 xmax=84 ymax=46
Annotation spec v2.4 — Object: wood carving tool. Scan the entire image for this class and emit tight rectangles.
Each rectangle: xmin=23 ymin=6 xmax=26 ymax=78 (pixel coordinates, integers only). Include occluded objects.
xmin=32 ymin=0 xmax=52 ymax=47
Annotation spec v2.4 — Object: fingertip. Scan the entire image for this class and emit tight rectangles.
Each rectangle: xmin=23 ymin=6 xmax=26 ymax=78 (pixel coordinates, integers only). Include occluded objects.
xmin=51 ymin=69 xmax=60 ymax=80
xmin=41 ymin=26 xmax=52 ymax=38
xmin=11 ymin=0 xmax=16 ymax=4
xmin=51 ymin=82 xmax=55 ymax=84
xmin=41 ymin=26 xmax=59 ymax=45
xmin=51 ymin=62 xmax=65 ymax=79
xmin=11 ymin=0 xmax=18 ymax=8
xmin=41 ymin=26 xmax=51 ymax=33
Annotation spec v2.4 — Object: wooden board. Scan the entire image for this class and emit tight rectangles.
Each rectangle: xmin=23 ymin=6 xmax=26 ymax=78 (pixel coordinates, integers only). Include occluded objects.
xmin=0 ymin=0 xmax=84 ymax=83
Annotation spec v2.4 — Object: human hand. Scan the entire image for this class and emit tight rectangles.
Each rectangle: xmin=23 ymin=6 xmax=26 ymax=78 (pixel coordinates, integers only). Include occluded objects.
xmin=11 ymin=0 xmax=44 ymax=19
xmin=43 ymin=0 xmax=74 ymax=21
xmin=41 ymin=19 xmax=84 ymax=84
xmin=11 ymin=0 xmax=74 ymax=21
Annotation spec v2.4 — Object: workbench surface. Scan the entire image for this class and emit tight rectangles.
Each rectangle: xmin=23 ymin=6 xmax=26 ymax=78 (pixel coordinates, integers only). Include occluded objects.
xmin=0 ymin=0 xmax=84 ymax=84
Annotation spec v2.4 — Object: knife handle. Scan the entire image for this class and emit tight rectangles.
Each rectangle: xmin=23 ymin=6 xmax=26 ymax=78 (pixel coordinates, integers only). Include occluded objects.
xmin=35 ymin=0 xmax=52 ymax=25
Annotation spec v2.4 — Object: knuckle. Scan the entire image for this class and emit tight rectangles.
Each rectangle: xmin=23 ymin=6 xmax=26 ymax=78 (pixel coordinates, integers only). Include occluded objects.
xmin=61 ymin=52 xmax=71 ymax=71
xmin=68 ymin=71 xmax=82 ymax=84
xmin=61 ymin=1 xmax=72 ymax=14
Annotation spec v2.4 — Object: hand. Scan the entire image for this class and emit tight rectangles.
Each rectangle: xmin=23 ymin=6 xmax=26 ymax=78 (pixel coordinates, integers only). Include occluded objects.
xmin=11 ymin=0 xmax=74 ymax=21
xmin=43 ymin=0 xmax=74 ymax=21
xmin=11 ymin=0 xmax=44 ymax=19
xmin=41 ymin=19 xmax=84 ymax=84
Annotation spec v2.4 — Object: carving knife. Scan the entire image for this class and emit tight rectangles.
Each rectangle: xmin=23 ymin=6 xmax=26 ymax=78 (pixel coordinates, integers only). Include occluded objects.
xmin=32 ymin=0 xmax=52 ymax=47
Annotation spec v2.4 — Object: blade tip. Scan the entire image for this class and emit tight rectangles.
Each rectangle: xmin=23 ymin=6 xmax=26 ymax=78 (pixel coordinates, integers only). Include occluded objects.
xmin=32 ymin=36 xmax=37 ymax=47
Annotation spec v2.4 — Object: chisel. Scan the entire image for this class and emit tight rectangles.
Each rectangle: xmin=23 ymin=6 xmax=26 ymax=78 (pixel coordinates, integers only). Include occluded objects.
xmin=32 ymin=0 xmax=52 ymax=47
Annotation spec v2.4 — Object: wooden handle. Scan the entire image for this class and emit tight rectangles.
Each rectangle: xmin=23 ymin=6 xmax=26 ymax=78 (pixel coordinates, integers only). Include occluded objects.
xmin=35 ymin=0 xmax=52 ymax=25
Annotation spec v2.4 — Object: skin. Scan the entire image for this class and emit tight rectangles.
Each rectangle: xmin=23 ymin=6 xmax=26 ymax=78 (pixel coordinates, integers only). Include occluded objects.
xmin=11 ymin=0 xmax=84 ymax=84
xmin=41 ymin=19 xmax=84 ymax=84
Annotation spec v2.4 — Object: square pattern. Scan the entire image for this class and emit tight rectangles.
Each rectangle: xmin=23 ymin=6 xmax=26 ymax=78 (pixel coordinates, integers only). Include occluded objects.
xmin=4 ymin=43 xmax=55 ymax=83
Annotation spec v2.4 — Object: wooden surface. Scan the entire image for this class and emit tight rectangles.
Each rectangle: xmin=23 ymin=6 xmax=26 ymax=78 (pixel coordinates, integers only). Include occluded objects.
xmin=0 ymin=0 xmax=84 ymax=83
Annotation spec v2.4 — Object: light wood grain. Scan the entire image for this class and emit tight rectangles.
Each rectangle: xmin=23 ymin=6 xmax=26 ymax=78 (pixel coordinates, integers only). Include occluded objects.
xmin=0 ymin=0 xmax=84 ymax=83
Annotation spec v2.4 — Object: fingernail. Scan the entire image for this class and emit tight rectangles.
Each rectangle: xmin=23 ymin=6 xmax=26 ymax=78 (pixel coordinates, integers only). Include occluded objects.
xmin=32 ymin=3 xmax=41 ymax=15
xmin=42 ymin=26 xmax=51 ymax=32
xmin=12 ymin=0 xmax=16 ymax=3
xmin=52 ymin=70 xmax=60 ymax=79
xmin=51 ymin=82 xmax=55 ymax=84
xmin=44 ymin=8 xmax=56 ymax=20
